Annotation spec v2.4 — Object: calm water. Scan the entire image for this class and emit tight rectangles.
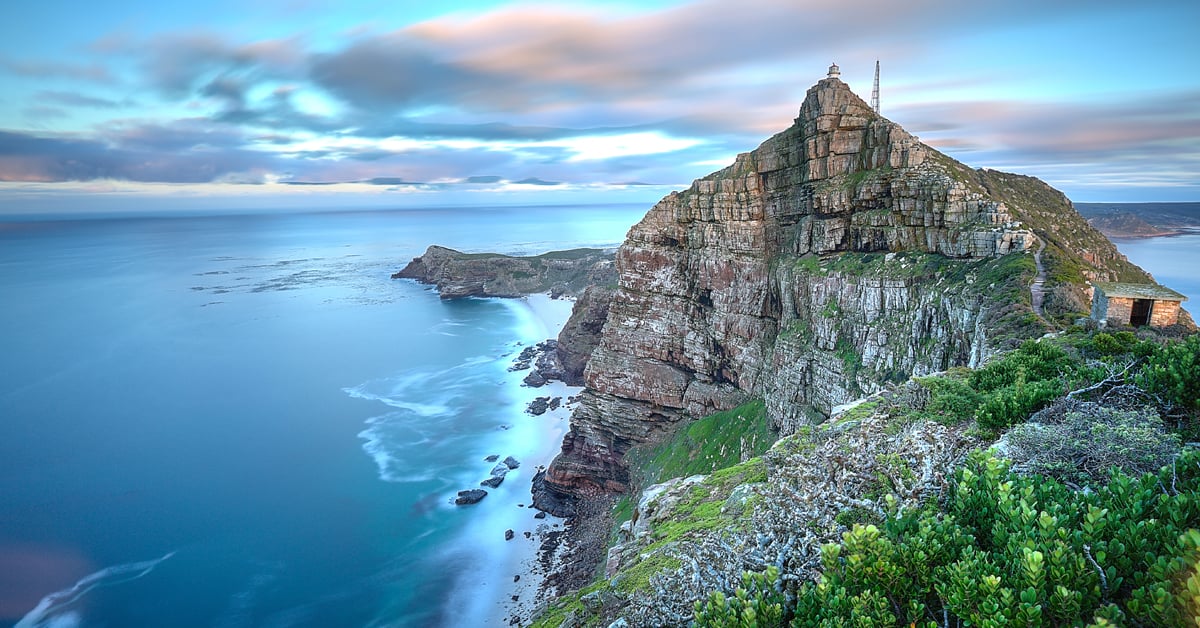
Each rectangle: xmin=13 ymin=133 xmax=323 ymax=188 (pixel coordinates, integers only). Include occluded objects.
xmin=1111 ymin=230 xmax=1200 ymax=312
xmin=0 ymin=205 xmax=646 ymax=627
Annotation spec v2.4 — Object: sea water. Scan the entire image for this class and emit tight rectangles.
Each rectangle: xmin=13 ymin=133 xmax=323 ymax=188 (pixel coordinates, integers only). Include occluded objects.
xmin=0 ymin=204 xmax=646 ymax=627
xmin=1111 ymin=230 xmax=1200 ymax=309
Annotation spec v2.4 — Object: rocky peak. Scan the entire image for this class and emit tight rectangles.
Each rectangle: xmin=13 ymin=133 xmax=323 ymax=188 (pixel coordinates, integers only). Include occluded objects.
xmin=532 ymin=75 xmax=1148 ymax=516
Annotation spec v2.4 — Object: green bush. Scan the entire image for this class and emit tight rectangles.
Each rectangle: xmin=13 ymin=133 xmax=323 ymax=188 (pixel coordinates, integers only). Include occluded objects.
xmin=969 ymin=340 xmax=1078 ymax=393
xmin=1084 ymin=331 xmax=1155 ymax=359
xmin=1136 ymin=335 xmax=1200 ymax=416
xmin=704 ymin=450 xmax=1200 ymax=627
xmin=918 ymin=374 xmax=983 ymax=425
xmin=694 ymin=567 xmax=786 ymax=628
xmin=974 ymin=378 xmax=1064 ymax=432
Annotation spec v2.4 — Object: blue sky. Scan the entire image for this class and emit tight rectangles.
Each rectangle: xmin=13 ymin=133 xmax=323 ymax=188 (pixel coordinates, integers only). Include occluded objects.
xmin=1 ymin=0 xmax=1197 ymax=211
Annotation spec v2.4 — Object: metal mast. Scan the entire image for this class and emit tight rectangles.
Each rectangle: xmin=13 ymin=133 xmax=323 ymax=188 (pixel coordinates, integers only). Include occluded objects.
xmin=870 ymin=60 xmax=880 ymax=114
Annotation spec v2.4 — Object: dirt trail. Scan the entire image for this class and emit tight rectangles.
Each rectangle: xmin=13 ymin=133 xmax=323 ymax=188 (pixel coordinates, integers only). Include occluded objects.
xmin=1031 ymin=237 xmax=1047 ymax=318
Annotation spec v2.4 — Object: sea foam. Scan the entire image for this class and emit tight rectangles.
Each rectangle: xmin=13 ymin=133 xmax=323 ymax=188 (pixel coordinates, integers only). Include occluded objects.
xmin=16 ymin=551 xmax=176 ymax=628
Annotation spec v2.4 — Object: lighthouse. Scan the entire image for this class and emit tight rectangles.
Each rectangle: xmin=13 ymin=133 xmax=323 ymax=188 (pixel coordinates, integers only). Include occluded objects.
xmin=826 ymin=62 xmax=841 ymax=79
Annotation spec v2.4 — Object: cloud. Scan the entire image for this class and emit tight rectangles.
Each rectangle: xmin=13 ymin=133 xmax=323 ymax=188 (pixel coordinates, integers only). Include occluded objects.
xmin=1 ymin=0 xmax=1192 ymax=200
xmin=0 ymin=129 xmax=278 ymax=183
xmin=0 ymin=58 xmax=113 ymax=82
xmin=36 ymin=91 xmax=127 ymax=109
xmin=897 ymin=89 xmax=1200 ymax=165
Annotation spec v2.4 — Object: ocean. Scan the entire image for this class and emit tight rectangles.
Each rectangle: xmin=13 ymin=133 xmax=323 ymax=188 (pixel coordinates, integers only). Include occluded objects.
xmin=0 ymin=204 xmax=647 ymax=628
xmin=1109 ymin=230 xmax=1200 ymax=311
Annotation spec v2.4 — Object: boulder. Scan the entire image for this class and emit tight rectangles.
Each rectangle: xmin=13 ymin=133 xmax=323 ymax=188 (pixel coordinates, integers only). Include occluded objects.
xmin=454 ymin=489 xmax=487 ymax=505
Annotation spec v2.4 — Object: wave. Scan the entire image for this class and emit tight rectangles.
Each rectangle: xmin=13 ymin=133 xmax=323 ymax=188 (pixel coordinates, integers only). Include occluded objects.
xmin=357 ymin=421 xmax=438 ymax=483
xmin=15 ymin=551 xmax=177 ymax=628
xmin=343 ymin=386 xmax=451 ymax=418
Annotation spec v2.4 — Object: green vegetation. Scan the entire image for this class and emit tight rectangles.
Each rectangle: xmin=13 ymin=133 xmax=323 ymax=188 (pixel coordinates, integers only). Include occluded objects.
xmin=903 ymin=333 xmax=1200 ymax=436
xmin=695 ymin=567 xmax=787 ymax=628
xmin=1136 ymin=334 xmax=1200 ymax=418
xmin=626 ymin=399 xmax=776 ymax=490
xmin=840 ymin=165 xmax=893 ymax=193
xmin=690 ymin=330 xmax=1200 ymax=627
xmin=695 ymin=450 xmax=1200 ymax=627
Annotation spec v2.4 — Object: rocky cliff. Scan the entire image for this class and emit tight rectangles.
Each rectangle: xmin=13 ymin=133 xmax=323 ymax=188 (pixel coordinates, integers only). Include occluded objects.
xmin=533 ymin=75 xmax=1152 ymax=516
xmin=394 ymin=245 xmax=615 ymax=299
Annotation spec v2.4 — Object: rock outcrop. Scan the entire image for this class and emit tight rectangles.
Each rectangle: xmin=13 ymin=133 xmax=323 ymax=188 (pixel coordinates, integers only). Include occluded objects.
xmin=394 ymin=246 xmax=615 ymax=299
xmin=533 ymin=75 xmax=1150 ymax=516
xmin=554 ymin=286 xmax=616 ymax=385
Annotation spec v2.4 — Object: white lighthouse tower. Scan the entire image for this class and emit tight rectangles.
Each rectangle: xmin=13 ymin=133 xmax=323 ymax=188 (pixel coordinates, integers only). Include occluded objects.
xmin=826 ymin=62 xmax=841 ymax=79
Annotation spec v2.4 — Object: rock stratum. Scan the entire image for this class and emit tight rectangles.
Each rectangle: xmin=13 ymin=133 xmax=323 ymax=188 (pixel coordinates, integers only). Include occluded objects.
xmin=531 ymin=75 xmax=1154 ymax=516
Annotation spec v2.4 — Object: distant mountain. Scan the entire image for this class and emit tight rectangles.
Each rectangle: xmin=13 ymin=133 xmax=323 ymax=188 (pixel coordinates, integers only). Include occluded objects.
xmin=1077 ymin=202 xmax=1200 ymax=236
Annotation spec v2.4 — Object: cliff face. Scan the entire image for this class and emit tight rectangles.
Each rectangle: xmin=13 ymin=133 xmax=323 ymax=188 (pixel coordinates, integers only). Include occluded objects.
xmin=534 ymin=76 xmax=1145 ymax=515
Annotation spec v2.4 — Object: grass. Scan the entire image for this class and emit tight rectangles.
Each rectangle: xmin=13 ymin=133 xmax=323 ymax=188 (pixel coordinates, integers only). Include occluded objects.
xmin=629 ymin=399 xmax=776 ymax=488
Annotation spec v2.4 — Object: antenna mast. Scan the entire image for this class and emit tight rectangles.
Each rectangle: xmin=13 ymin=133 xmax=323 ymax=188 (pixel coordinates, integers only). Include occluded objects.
xmin=870 ymin=60 xmax=880 ymax=114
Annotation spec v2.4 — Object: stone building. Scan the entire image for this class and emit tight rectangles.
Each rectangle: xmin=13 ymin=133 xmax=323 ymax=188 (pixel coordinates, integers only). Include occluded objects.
xmin=1091 ymin=281 xmax=1188 ymax=328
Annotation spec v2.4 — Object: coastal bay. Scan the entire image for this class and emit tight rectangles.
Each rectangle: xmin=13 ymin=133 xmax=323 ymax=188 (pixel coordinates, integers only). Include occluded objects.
xmin=0 ymin=205 xmax=642 ymax=627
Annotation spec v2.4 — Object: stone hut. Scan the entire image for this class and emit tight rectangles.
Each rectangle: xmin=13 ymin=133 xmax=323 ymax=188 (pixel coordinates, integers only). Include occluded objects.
xmin=1091 ymin=281 xmax=1188 ymax=328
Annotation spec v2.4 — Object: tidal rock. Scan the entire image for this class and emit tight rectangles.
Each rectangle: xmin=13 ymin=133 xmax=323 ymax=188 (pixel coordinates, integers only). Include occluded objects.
xmin=522 ymin=370 xmax=547 ymax=388
xmin=454 ymin=489 xmax=487 ymax=505
xmin=503 ymin=456 xmax=520 ymax=469
xmin=504 ymin=529 xmax=515 ymax=541
xmin=527 ymin=397 xmax=551 ymax=416
xmin=481 ymin=475 xmax=504 ymax=488
xmin=484 ymin=454 xmax=500 ymax=462
xmin=490 ymin=463 xmax=510 ymax=477
xmin=534 ymin=511 xmax=547 ymax=519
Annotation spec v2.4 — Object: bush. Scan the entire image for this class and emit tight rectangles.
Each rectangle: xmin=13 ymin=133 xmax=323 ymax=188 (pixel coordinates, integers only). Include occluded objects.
xmin=918 ymin=374 xmax=983 ymax=425
xmin=1006 ymin=405 xmax=1181 ymax=483
xmin=705 ymin=450 xmax=1200 ymax=627
xmin=1084 ymin=331 xmax=1155 ymax=359
xmin=694 ymin=567 xmax=786 ymax=628
xmin=969 ymin=339 xmax=1078 ymax=393
xmin=974 ymin=378 xmax=1064 ymax=432
xmin=1136 ymin=335 xmax=1200 ymax=417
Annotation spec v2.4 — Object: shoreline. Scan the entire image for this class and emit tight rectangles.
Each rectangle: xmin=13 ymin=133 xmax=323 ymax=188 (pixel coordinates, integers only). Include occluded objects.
xmin=485 ymin=293 xmax=583 ymax=627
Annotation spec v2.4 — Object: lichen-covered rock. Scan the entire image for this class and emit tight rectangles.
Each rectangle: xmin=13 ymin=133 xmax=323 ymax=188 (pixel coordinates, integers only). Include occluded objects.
xmin=561 ymin=387 xmax=983 ymax=627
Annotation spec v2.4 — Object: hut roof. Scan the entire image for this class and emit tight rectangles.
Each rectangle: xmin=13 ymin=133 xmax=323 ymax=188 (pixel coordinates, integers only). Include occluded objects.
xmin=1093 ymin=281 xmax=1188 ymax=302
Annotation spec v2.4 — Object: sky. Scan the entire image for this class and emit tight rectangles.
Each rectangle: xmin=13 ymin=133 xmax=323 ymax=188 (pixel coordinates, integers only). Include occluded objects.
xmin=1 ymin=0 xmax=1198 ymax=213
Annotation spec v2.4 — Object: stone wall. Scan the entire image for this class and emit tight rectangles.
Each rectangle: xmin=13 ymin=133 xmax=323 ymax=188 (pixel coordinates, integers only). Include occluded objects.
xmin=1151 ymin=300 xmax=1183 ymax=327
xmin=1106 ymin=297 xmax=1134 ymax=326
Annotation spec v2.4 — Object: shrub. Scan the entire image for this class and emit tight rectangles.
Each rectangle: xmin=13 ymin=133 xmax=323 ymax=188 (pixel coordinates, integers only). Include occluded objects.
xmin=1136 ymin=335 xmax=1200 ymax=417
xmin=693 ymin=567 xmax=787 ymax=628
xmin=917 ymin=374 xmax=983 ymax=425
xmin=1006 ymin=405 xmax=1181 ymax=483
xmin=706 ymin=450 xmax=1200 ymax=627
xmin=969 ymin=339 xmax=1077 ymax=393
xmin=974 ymin=378 xmax=1063 ymax=432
